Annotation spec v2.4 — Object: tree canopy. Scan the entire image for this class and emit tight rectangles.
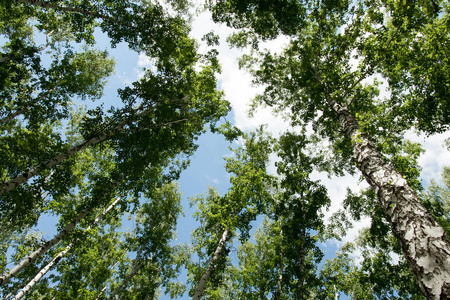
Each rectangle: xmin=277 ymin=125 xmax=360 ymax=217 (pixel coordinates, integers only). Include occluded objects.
xmin=1 ymin=0 xmax=449 ymax=299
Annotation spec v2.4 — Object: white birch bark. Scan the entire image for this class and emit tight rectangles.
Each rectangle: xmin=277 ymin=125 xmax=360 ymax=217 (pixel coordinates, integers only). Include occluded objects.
xmin=192 ymin=228 xmax=230 ymax=300
xmin=273 ymin=228 xmax=284 ymax=300
xmin=325 ymin=95 xmax=450 ymax=299
xmin=0 ymin=207 xmax=90 ymax=285
xmin=0 ymin=125 xmax=125 ymax=195
xmin=94 ymin=261 xmax=119 ymax=300
xmin=95 ymin=285 xmax=108 ymax=300
xmin=4 ymin=284 xmax=22 ymax=300
xmin=11 ymin=244 xmax=71 ymax=300
xmin=0 ymin=192 xmax=122 ymax=285
xmin=296 ymin=227 xmax=306 ymax=300
xmin=9 ymin=196 xmax=123 ymax=298
xmin=108 ymin=256 xmax=143 ymax=300
xmin=273 ymin=272 xmax=283 ymax=300
xmin=0 ymin=108 xmax=27 ymax=126
xmin=273 ymin=259 xmax=284 ymax=300
xmin=0 ymin=100 xmax=187 ymax=195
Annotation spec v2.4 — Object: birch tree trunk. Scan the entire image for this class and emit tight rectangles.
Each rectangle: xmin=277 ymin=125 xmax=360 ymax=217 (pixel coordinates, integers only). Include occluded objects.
xmin=192 ymin=228 xmax=230 ymax=300
xmin=94 ymin=261 xmax=119 ymax=300
xmin=334 ymin=285 xmax=339 ymax=300
xmin=273 ymin=257 xmax=284 ymax=300
xmin=0 ymin=100 xmax=187 ymax=195
xmin=4 ymin=283 xmax=23 ymax=300
xmin=326 ymin=95 xmax=450 ymax=299
xmin=95 ymin=285 xmax=108 ymax=300
xmin=0 ymin=208 xmax=90 ymax=285
xmin=273 ymin=272 xmax=283 ymax=300
xmin=0 ymin=195 xmax=122 ymax=285
xmin=108 ymin=255 xmax=143 ymax=300
xmin=9 ymin=195 xmax=123 ymax=298
xmin=273 ymin=228 xmax=284 ymax=300
xmin=296 ymin=227 xmax=306 ymax=300
xmin=0 ymin=124 xmax=125 ymax=195
xmin=0 ymin=107 xmax=28 ymax=126
xmin=12 ymin=244 xmax=71 ymax=300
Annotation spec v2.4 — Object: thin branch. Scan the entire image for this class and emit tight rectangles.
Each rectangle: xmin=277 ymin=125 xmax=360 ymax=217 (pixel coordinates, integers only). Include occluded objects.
xmin=0 ymin=30 xmax=54 ymax=64
xmin=16 ymin=0 xmax=117 ymax=23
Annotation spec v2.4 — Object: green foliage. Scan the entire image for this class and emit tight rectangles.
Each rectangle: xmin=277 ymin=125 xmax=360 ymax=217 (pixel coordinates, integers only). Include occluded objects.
xmin=187 ymin=129 xmax=275 ymax=297
xmin=0 ymin=1 xmax=230 ymax=298
xmin=211 ymin=132 xmax=333 ymax=299
xmin=222 ymin=217 xmax=284 ymax=299
xmin=422 ymin=166 xmax=450 ymax=238
xmin=376 ymin=1 xmax=450 ymax=134
xmin=207 ymin=2 xmax=450 ymax=297
xmin=3 ymin=0 xmax=449 ymax=298
xmin=209 ymin=0 xmax=308 ymax=41
xmin=319 ymin=237 xmax=425 ymax=299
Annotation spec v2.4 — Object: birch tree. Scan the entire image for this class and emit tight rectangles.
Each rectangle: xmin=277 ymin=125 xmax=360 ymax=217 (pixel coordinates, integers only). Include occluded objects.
xmin=208 ymin=1 xmax=450 ymax=297
xmin=80 ymin=182 xmax=185 ymax=300
xmin=1 ymin=2 xmax=116 ymax=128
xmin=0 ymin=48 xmax=115 ymax=127
xmin=0 ymin=61 xmax=229 ymax=238
xmin=322 ymin=164 xmax=450 ymax=299
xmin=214 ymin=132 xmax=332 ymax=299
xmin=188 ymin=128 xmax=274 ymax=299
xmin=11 ymin=0 xmax=194 ymax=59
xmin=271 ymin=132 xmax=331 ymax=299
xmin=0 ymin=191 xmax=124 ymax=286
xmin=20 ymin=215 xmax=126 ymax=300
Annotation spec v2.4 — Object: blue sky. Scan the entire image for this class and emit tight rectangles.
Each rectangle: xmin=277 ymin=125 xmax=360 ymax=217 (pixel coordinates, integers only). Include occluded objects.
xmin=24 ymin=3 xmax=450 ymax=299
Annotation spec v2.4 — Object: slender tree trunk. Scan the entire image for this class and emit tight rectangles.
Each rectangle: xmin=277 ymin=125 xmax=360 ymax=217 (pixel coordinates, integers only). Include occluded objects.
xmin=296 ymin=227 xmax=306 ymax=300
xmin=273 ymin=228 xmax=284 ymax=300
xmin=334 ymin=285 xmax=339 ymax=300
xmin=4 ymin=283 xmax=23 ymax=300
xmin=326 ymin=95 xmax=450 ymax=299
xmin=9 ymin=195 xmax=123 ymax=298
xmin=0 ymin=171 xmax=52 ymax=239
xmin=2 ymin=103 xmax=35 ymax=125
xmin=12 ymin=244 xmax=71 ymax=300
xmin=0 ymin=101 xmax=187 ymax=195
xmin=0 ymin=208 xmax=90 ymax=285
xmin=108 ymin=255 xmax=143 ymax=300
xmin=95 ymin=285 xmax=108 ymax=300
xmin=193 ymin=228 xmax=230 ymax=300
xmin=94 ymin=261 xmax=119 ymax=300
xmin=273 ymin=258 xmax=284 ymax=300
xmin=273 ymin=272 xmax=283 ymax=300
xmin=0 ymin=194 xmax=122 ymax=286
xmin=0 ymin=126 xmax=124 ymax=195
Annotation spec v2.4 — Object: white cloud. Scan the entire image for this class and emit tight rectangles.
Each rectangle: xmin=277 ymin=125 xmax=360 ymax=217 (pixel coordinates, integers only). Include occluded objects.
xmin=206 ymin=175 xmax=220 ymax=185
xmin=137 ymin=52 xmax=153 ymax=68
xmin=191 ymin=11 xmax=290 ymax=135
xmin=136 ymin=52 xmax=157 ymax=79
xmin=405 ymin=131 xmax=450 ymax=187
